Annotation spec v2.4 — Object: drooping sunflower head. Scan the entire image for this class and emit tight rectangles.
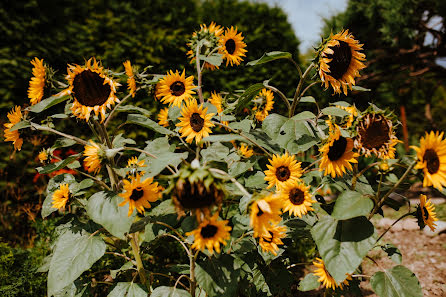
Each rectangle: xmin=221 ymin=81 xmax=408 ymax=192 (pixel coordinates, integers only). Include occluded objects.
xmin=219 ymin=26 xmax=247 ymax=66
xmin=279 ymin=180 xmax=315 ymax=218
xmin=259 ymin=224 xmax=287 ymax=256
xmin=83 ymin=140 xmax=104 ymax=174
xmin=249 ymin=193 xmax=283 ymax=238
xmin=319 ymin=124 xmax=358 ymax=178
xmin=66 ymin=58 xmax=120 ymax=122
xmin=28 ymin=57 xmax=47 ymax=105
xmin=316 ymin=29 xmax=366 ymax=95
xmin=3 ymin=106 xmax=24 ymax=151
xmin=416 ymin=194 xmax=438 ymax=232
xmin=238 ymin=143 xmax=254 ymax=158
xmin=123 ymin=60 xmax=136 ymax=98
xmin=52 ymin=183 xmax=70 ymax=210
xmin=158 ymin=107 xmax=170 ymax=128
xmin=177 ymin=99 xmax=215 ymax=144
xmin=264 ymin=152 xmax=303 ymax=190
xmin=186 ymin=213 xmax=231 ymax=254
xmin=126 ymin=156 xmax=146 ymax=177
xmin=187 ymin=22 xmax=224 ymax=70
xmin=156 ymin=70 xmax=195 ymax=107
xmin=354 ymin=112 xmax=399 ymax=159
xmin=313 ymin=258 xmax=351 ymax=290
xmin=253 ymin=88 xmax=274 ymax=122
xmin=412 ymin=131 xmax=446 ymax=190
xmin=119 ymin=174 xmax=163 ymax=216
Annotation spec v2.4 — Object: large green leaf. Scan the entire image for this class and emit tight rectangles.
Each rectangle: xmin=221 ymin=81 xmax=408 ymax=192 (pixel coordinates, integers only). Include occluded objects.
xmin=202 ymin=134 xmax=245 ymax=142
xmin=86 ymin=191 xmax=135 ymax=239
xmin=116 ymin=105 xmax=151 ymax=116
xmin=48 ymin=230 xmax=106 ymax=296
xmin=228 ymin=161 xmax=255 ymax=178
xmin=126 ymin=114 xmax=174 ymax=135
xmin=331 ymin=191 xmax=374 ymax=220
xmin=107 ymin=282 xmax=148 ymax=297
xmin=235 ymin=83 xmax=264 ymax=113
xmin=200 ymin=142 xmax=230 ymax=162
xmin=370 ymin=265 xmax=422 ymax=297
xmin=151 ymin=286 xmax=191 ymax=297
xmin=247 ymin=51 xmax=292 ymax=66
xmin=28 ymin=93 xmax=69 ymax=113
xmin=298 ymin=273 xmax=320 ymax=292
xmin=321 ymin=107 xmax=350 ymax=117
xmin=262 ymin=114 xmax=287 ymax=141
xmin=311 ymin=215 xmax=376 ymax=283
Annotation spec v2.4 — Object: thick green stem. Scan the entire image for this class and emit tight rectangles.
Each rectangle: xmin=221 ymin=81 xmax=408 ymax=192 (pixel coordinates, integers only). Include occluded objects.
xmin=376 ymin=212 xmax=413 ymax=243
xmin=189 ymin=251 xmax=198 ymax=297
xmin=289 ymin=63 xmax=314 ymax=117
xmin=195 ymin=44 xmax=204 ymax=104
xmin=130 ymin=234 xmax=147 ymax=286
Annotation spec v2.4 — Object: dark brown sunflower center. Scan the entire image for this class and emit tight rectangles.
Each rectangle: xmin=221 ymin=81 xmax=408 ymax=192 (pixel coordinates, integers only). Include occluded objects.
xmin=190 ymin=113 xmax=204 ymax=132
xmin=276 ymin=166 xmax=291 ymax=182
xmin=359 ymin=119 xmax=390 ymax=150
xmin=200 ymin=224 xmax=218 ymax=238
xmin=170 ymin=81 xmax=186 ymax=96
xmin=423 ymin=206 xmax=429 ymax=220
xmin=175 ymin=180 xmax=219 ymax=209
xmin=289 ymin=188 xmax=305 ymax=205
xmin=130 ymin=187 xmax=144 ymax=201
xmin=327 ymin=137 xmax=348 ymax=161
xmin=256 ymin=205 xmax=264 ymax=217
xmin=423 ymin=149 xmax=440 ymax=174
xmin=72 ymin=70 xmax=111 ymax=107
xmin=326 ymin=40 xmax=352 ymax=80
xmin=225 ymin=39 xmax=236 ymax=55
xmin=263 ymin=231 xmax=274 ymax=243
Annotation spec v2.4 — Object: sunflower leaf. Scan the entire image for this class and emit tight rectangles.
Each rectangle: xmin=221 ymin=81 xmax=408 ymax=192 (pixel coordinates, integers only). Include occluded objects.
xmin=126 ymin=114 xmax=174 ymax=135
xmin=321 ymin=106 xmax=350 ymax=117
xmin=331 ymin=190 xmax=374 ymax=220
xmin=9 ymin=120 xmax=30 ymax=132
xmin=298 ymin=273 xmax=320 ymax=292
xmin=107 ymin=282 xmax=148 ymax=297
xmin=150 ymin=286 xmax=191 ymax=297
xmin=234 ymin=83 xmax=265 ymax=113
xmin=28 ymin=93 xmax=69 ymax=113
xmin=370 ymin=265 xmax=422 ymax=297
xmin=116 ymin=105 xmax=151 ymax=116
xmin=352 ymin=85 xmax=371 ymax=92
xmin=37 ymin=154 xmax=81 ymax=174
xmin=381 ymin=244 xmax=402 ymax=264
xmin=247 ymin=51 xmax=292 ymax=66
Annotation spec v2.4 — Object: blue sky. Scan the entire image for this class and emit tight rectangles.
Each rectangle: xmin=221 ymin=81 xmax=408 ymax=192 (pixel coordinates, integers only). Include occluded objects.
xmin=256 ymin=0 xmax=348 ymax=52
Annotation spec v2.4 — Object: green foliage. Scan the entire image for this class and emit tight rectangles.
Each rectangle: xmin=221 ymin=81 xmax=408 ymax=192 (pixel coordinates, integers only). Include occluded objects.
xmin=371 ymin=265 xmax=423 ymax=297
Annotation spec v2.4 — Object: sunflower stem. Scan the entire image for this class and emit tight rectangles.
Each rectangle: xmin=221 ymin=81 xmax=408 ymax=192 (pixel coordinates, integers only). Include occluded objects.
xmin=350 ymin=163 xmax=359 ymax=190
xmin=376 ymin=212 xmax=413 ymax=243
xmin=123 ymin=146 xmax=177 ymax=174
xmin=30 ymin=122 xmax=88 ymax=146
xmin=104 ymin=91 xmax=134 ymax=127
xmin=130 ymin=233 xmax=147 ymax=286
xmin=189 ymin=251 xmax=199 ymax=297
xmin=263 ymin=83 xmax=290 ymax=111
xmin=195 ymin=43 xmax=204 ymax=104
xmin=289 ymin=62 xmax=314 ymax=118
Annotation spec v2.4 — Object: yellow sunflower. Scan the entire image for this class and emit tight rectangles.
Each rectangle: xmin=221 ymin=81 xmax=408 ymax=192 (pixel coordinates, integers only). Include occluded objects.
xmin=250 ymin=194 xmax=283 ymax=238
xmin=412 ymin=131 xmax=446 ymax=190
xmin=177 ymin=99 xmax=215 ymax=144
xmin=313 ymin=258 xmax=351 ymax=290
xmin=3 ymin=106 xmax=23 ymax=151
xmin=126 ymin=156 xmax=146 ymax=176
xmin=239 ymin=143 xmax=253 ymax=158
xmin=337 ymin=105 xmax=357 ymax=129
xmin=354 ymin=113 xmax=399 ymax=159
xmin=158 ymin=107 xmax=170 ymax=127
xmin=253 ymin=88 xmax=274 ymax=122
xmin=279 ymin=180 xmax=315 ymax=218
xmin=28 ymin=57 xmax=46 ymax=105
xmin=264 ymin=152 xmax=303 ymax=190
xmin=186 ymin=213 xmax=231 ymax=254
xmin=52 ymin=184 xmax=70 ymax=210
xmin=416 ymin=194 xmax=438 ymax=232
xmin=219 ymin=26 xmax=247 ymax=66
xmin=83 ymin=140 xmax=103 ymax=174
xmin=319 ymin=125 xmax=359 ymax=178
xmin=38 ymin=149 xmax=48 ymax=163
xmin=123 ymin=60 xmax=136 ymax=98
xmin=187 ymin=22 xmax=224 ymax=71
xmin=65 ymin=58 xmax=120 ymax=122
xmin=317 ymin=29 xmax=366 ymax=95
xmin=119 ymin=174 xmax=163 ymax=216
xmin=259 ymin=224 xmax=287 ymax=256
xmin=209 ymin=92 xmax=229 ymax=127
xmin=156 ymin=70 xmax=195 ymax=107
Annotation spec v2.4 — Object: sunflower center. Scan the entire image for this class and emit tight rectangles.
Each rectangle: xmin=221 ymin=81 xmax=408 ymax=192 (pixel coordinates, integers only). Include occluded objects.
xmin=175 ymin=180 xmax=218 ymax=209
xmin=326 ymin=41 xmax=352 ymax=80
xmin=190 ymin=113 xmax=205 ymax=132
xmin=130 ymin=187 xmax=144 ymax=201
xmin=170 ymin=81 xmax=186 ymax=96
xmin=423 ymin=206 xmax=429 ymax=220
xmin=327 ymin=137 xmax=348 ymax=161
xmin=360 ymin=119 xmax=390 ymax=150
xmin=423 ymin=149 xmax=440 ymax=174
xmin=225 ymin=39 xmax=236 ymax=55
xmin=200 ymin=224 xmax=218 ymax=238
xmin=263 ymin=231 xmax=274 ymax=243
xmin=289 ymin=188 xmax=305 ymax=205
xmin=73 ymin=70 xmax=111 ymax=107
xmin=276 ymin=166 xmax=291 ymax=182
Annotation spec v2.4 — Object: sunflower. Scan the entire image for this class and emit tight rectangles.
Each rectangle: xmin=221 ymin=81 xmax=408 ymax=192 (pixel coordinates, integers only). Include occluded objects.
xmin=319 ymin=125 xmax=359 ymax=178
xmin=253 ymin=88 xmax=274 ymax=122
xmin=28 ymin=57 xmax=46 ymax=105
xmin=119 ymin=174 xmax=163 ymax=216
xmin=264 ymin=152 xmax=303 ymax=190
xmin=413 ymin=131 xmax=446 ymax=190
xmin=317 ymin=29 xmax=366 ymax=95
xmin=355 ymin=113 xmax=399 ymax=159
xmin=219 ymin=26 xmax=247 ymax=66
xmin=38 ymin=149 xmax=48 ymax=163
xmin=259 ymin=224 xmax=287 ymax=256
xmin=313 ymin=258 xmax=351 ymax=290
xmin=3 ymin=106 xmax=23 ymax=151
xmin=83 ymin=140 xmax=103 ymax=174
xmin=177 ymin=99 xmax=215 ymax=144
xmin=156 ymin=70 xmax=195 ymax=107
xmin=239 ymin=143 xmax=253 ymax=158
xmin=250 ymin=194 xmax=283 ymax=237
xmin=337 ymin=105 xmax=357 ymax=129
xmin=416 ymin=194 xmax=438 ymax=232
xmin=66 ymin=58 xmax=120 ymax=122
xmin=187 ymin=22 xmax=224 ymax=71
xmin=187 ymin=213 xmax=231 ymax=254
xmin=209 ymin=92 xmax=229 ymax=127
xmin=123 ymin=60 xmax=136 ymax=98
xmin=279 ymin=180 xmax=315 ymax=218
xmin=126 ymin=156 xmax=146 ymax=176
xmin=52 ymin=184 xmax=70 ymax=210
xmin=158 ymin=107 xmax=170 ymax=127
